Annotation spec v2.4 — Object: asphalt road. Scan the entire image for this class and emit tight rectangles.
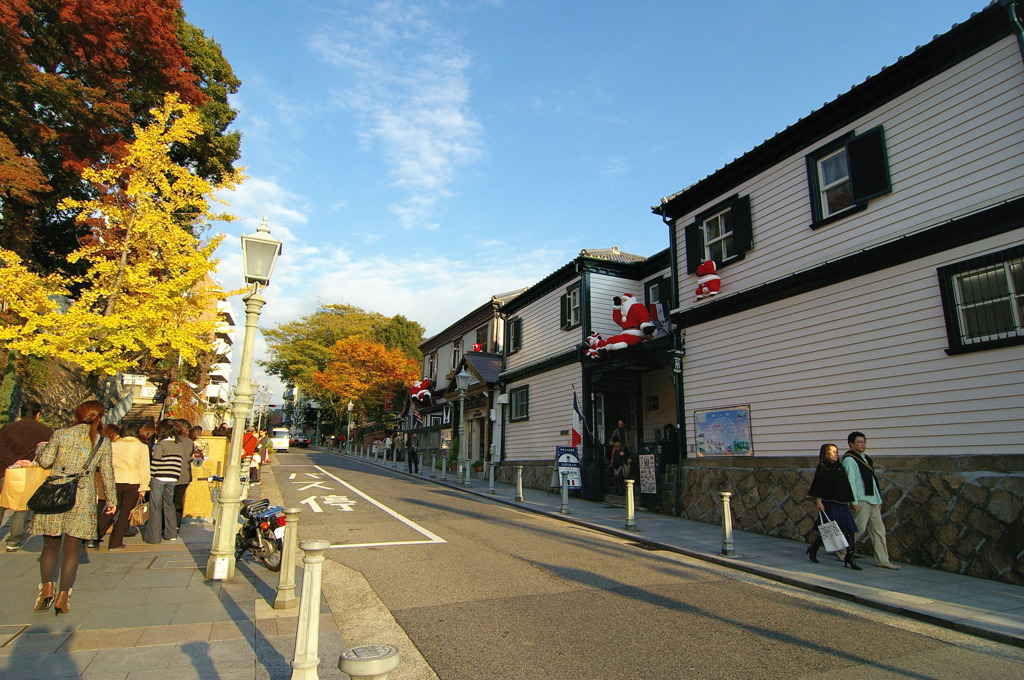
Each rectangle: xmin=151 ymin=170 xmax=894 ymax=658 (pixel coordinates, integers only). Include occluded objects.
xmin=269 ymin=449 xmax=1024 ymax=680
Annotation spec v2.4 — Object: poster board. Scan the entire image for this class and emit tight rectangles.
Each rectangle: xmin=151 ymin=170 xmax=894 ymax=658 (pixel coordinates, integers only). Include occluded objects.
xmin=694 ymin=405 xmax=753 ymax=456
xmin=638 ymin=453 xmax=657 ymax=494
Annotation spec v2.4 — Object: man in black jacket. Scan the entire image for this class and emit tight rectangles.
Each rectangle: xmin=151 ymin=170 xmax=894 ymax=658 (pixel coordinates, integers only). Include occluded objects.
xmin=0 ymin=402 xmax=53 ymax=551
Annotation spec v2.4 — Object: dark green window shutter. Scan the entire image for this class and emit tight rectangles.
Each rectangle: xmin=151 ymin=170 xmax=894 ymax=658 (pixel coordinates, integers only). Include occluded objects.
xmin=731 ymin=195 xmax=752 ymax=254
xmin=848 ymin=126 xmax=891 ymax=203
xmin=559 ymin=293 xmax=568 ymax=330
xmin=685 ymin=223 xmax=704 ymax=274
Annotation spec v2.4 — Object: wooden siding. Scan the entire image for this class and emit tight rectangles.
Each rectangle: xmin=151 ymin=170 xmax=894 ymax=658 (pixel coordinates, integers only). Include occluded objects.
xmin=673 ymin=37 xmax=1024 ymax=311
xmin=681 ymin=232 xmax=1024 ymax=457
xmin=506 ymin=276 xmax=582 ymax=370
xmin=503 ymin=363 xmax=582 ymax=462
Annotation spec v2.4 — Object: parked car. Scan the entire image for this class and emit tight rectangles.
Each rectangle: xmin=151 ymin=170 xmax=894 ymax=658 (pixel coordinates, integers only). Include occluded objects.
xmin=290 ymin=433 xmax=310 ymax=448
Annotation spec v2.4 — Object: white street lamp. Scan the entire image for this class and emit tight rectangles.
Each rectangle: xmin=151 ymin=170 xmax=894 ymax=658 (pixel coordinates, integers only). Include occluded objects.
xmin=346 ymin=400 xmax=354 ymax=453
xmin=456 ymin=368 xmax=471 ymax=487
xmin=207 ymin=217 xmax=282 ymax=582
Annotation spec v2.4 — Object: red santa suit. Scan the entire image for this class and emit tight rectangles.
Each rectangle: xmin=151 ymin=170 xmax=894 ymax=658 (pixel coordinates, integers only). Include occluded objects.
xmin=410 ymin=379 xmax=431 ymax=403
xmin=695 ymin=260 xmax=721 ymax=299
xmin=602 ymin=294 xmax=655 ymax=352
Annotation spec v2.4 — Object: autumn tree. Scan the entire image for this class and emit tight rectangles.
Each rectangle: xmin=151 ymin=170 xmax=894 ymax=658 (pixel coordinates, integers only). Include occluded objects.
xmin=0 ymin=94 xmax=242 ymax=375
xmin=312 ymin=337 xmax=419 ymax=423
xmin=0 ymin=0 xmax=240 ymax=271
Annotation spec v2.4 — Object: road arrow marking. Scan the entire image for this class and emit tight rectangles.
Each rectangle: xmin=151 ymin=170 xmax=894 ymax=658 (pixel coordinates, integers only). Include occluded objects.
xmin=300 ymin=496 xmax=323 ymax=513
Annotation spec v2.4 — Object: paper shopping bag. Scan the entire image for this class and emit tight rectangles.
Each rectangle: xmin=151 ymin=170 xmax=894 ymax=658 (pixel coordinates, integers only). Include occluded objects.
xmin=0 ymin=466 xmax=50 ymax=511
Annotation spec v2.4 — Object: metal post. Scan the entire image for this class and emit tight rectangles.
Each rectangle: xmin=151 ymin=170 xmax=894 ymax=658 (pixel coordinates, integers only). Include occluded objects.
xmin=290 ymin=539 xmax=331 ymax=680
xmin=440 ymin=453 xmax=447 ymax=482
xmin=720 ymin=491 xmax=736 ymax=557
xmin=487 ymin=461 xmax=496 ymax=494
xmin=457 ymin=387 xmax=468 ymax=486
xmin=207 ymin=289 xmax=264 ymax=582
xmin=430 ymin=453 xmax=437 ymax=479
xmin=625 ymin=480 xmax=637 ymax=531
xmin=274 ymin=507 xmax=301 ymax=610
xmin=338 ymin=644 xmax=400 ymax=680
xmin=514 ymin=465 xmax=524 ymax=502
xmin=559 ymin=470 xmax=570 ymax=514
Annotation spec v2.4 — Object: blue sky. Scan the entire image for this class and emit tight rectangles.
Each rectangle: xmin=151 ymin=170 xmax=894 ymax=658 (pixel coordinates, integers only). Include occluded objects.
xmin=182 ymin=0 xmax=985 ymax=400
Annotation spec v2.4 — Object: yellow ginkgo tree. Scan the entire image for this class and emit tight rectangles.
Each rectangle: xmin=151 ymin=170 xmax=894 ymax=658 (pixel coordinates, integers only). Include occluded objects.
xmin=0 ymin=93 xmax=244 ymax=375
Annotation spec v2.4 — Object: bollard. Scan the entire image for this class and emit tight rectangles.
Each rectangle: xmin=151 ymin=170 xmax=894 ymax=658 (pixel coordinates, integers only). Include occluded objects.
xmin=440 ymin=457 xmax=447 ymax=482
xmin=514 ymin=466 xmax=524 ymax=502
xmin=487 ymin=461 xmax=496 ymax=494
xmin=338 ymin=643 xmax=400 ymax=680
xmin=463 ymin=462 xmax=471 ymax=488
xmin=559 ymin=470 xmax=570 ymax=514
xmin=274 ymin=507 xmax=302 ymax=610
xmin=430 ymin=453 xmax=437 ymax=479
xmin=625 ymin=480 xmax=637 ymax=531
xmin=720 ymin=491 xmax=736 ymax=557
xmin=290 ymin=539 xmax=331 ymax=680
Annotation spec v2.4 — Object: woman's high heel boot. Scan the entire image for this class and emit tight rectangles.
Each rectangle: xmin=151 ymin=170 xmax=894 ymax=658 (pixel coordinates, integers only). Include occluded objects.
xmin=843 ymin=534 xmax=862 ymax=570
xmin=34 ymin=582 xmax=55 ymax=612
xmin=806 ymin=537 xmax=822 ymax=563
xmin=54 ymin=589 xmax=72 ymax=615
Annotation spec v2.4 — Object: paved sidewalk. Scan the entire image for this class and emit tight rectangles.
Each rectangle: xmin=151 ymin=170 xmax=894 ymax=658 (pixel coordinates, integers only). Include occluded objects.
xmin=0 ymin=492 xmax=345 ymax=680
xmin=349 ymin=449 xmax=1024 ymax=649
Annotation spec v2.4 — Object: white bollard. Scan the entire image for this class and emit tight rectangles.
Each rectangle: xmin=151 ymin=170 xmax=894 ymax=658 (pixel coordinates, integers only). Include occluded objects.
xmin=720 ymin=491 xmax=736 ymax=557
xmin=290 ymin=539 xmax=331 ymax=680
xmin=487 ymin=462 xmax=496 ymax=494
xmin=430 ymin=453 xmax=437 ymax=479
xmin=514 ymin=466 xmax=524 ymax=502
xmin=559 ymin=470 xmax=570 ymax=514
xmin=274 ymin=507 xmax=301 ymax=610
xmin=440 ymin=457 xmax=447 ymax=482
xmin=338 ymin=643 xmax=400 ymax=680
xmin=625 ymin=479 xmax=637 ymax=531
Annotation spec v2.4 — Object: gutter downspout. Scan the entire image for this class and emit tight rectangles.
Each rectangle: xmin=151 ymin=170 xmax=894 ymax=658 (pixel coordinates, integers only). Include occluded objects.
xmin=661 ymin=201 xmax=688 ymax=517
xmin=1004 ymin=0 xmax=1024 ymax=64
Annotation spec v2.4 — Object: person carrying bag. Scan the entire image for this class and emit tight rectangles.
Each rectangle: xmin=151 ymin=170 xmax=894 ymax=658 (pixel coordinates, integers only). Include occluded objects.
xmin=29 ymin=436 xmax=105 ymax=514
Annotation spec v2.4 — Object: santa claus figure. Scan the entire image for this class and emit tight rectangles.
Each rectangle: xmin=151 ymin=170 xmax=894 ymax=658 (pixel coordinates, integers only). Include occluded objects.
xmin=587 ymin=294 xmax=655 ymax=358
xmin=410 ymin=378 xmax=432 ymax=404
xmin=695 ymin=259 xmax=721 ymax=299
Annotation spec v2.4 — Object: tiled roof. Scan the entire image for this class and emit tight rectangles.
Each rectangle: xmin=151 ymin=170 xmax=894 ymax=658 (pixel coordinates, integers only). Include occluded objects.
xmin=579 ymin=245 xmax=647 ymax=263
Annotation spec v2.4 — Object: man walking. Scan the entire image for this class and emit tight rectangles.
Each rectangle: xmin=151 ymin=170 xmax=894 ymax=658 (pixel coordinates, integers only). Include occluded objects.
xmin=842 ymin=431 xmax=901 ymax=570
xmin=0 ymin=401 xmax=53 ymax=552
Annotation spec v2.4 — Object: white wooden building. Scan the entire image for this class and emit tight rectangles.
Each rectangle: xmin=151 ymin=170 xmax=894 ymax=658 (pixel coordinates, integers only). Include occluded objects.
xmin=655 ymin=2 xmax=1024 ymax=458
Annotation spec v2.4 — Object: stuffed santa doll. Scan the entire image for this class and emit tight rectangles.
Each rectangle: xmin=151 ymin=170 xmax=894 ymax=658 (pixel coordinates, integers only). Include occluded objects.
xmin=410 ymin=378 xmax=432 ymax=403
xmin=588 ymin=294 xmax=655 ymax=356
xmin=695 ymin=260 xmax=721 ymax=299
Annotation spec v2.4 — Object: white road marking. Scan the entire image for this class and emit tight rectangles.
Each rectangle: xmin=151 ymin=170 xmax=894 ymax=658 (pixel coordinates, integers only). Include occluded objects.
xmin=300 ymin=496 xmax=323 ymax=513
xmin=295 ymin=481 xmax=333 ymax=491
xmin=313 ymin=465 xmax=447 ymax=548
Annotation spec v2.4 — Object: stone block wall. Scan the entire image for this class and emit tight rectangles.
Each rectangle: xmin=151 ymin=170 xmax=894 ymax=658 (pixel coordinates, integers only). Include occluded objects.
xmin=661 ymin=455 xmax=1024 ymax=585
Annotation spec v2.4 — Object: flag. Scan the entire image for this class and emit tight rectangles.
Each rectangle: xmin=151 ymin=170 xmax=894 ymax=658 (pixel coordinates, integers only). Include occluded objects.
xmin=413 ymin=409 xmax=423 ymax=429
xmin=571 ymin=392 xmax=583 ymax=448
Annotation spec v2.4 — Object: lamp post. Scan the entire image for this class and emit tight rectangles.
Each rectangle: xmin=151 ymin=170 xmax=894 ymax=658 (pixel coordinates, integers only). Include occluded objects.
xmin=346 ymin=401 xmax=354 ymax=453
xmin=206 ymin=217 xmax=282 ymax=582
xmin=456 ymin=368 xmax=470 ymax=487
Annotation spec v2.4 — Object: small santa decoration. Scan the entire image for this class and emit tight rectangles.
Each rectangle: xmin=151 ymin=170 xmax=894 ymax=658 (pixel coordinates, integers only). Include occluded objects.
xmin=695 ymin=260 xmax=721 ymax=299
xmin=410 ymin=378 xmax=432 ymax=404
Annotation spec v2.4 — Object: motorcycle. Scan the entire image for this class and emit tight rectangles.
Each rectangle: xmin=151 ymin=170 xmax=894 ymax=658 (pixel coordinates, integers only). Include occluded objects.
xmin=234 ymin=496 xmax=287 ymax=572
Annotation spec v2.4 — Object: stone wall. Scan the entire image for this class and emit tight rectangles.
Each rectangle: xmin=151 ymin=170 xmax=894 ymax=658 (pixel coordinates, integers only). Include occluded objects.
xmin=498 ymin=455 xmax=1024 ymax=585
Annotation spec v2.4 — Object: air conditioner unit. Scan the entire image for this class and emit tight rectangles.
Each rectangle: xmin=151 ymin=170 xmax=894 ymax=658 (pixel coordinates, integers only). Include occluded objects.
xmin=497 ymin=394 xmax=510 ymax=405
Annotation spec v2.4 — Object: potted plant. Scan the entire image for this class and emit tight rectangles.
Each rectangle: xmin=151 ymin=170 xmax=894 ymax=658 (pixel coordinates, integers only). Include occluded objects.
xmin=471 ymin=459 xmax=484 ymax=473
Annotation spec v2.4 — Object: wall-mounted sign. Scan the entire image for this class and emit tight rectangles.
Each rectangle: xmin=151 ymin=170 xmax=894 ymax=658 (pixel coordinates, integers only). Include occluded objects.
xmin=694 ymin=405 xmax=752 ymax=457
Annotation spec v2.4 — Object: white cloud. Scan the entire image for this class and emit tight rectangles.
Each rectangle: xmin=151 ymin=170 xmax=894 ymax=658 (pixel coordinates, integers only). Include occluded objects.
xmin=310 ymin=1 xmax=483 ymax=230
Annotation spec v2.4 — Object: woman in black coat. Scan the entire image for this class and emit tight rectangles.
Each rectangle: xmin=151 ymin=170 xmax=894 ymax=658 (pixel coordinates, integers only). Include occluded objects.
xmin=807 ymin=443 xmax=861 ymax=570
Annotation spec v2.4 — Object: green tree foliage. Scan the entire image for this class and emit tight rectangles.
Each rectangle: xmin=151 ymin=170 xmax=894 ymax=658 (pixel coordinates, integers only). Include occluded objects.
xmin=0 ymin=0 xmax=241 ymax=272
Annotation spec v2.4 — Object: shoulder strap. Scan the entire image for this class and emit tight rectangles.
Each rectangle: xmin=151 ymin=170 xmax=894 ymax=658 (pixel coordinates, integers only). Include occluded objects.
xmin=78 ymin=435 xmax=105 ymax=476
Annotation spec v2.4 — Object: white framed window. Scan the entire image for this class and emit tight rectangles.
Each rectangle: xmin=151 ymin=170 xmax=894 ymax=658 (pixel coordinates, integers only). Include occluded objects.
xmin=507 ymin=316 xmax=523 ymax=353
xmin=451 ymin=341 xmax=461 ymax=368
xmin=702 ymin=206 xmax=735 ymax=262
xmin=816 ymin=147 xmax=853 ymax=217
xmin=560 ymin=283 xmax=582 ymax=330
xmin=426 ymin=352 xmax=437 ymax=381
xmin=686 ymin=195 xmax=752 ymax=274
xmin=509 ymin=386 xmax=529 ymax=421
xmin=939 ymin=246 xmax=1024 ymax=353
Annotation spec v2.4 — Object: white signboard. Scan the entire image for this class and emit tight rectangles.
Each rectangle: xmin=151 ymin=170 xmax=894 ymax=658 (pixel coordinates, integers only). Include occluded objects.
xmin=555 ymin=446 xmax=582 ymax=489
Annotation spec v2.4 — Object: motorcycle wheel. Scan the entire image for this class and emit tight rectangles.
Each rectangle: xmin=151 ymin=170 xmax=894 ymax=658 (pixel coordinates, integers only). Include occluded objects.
xmin=256 ymin=534 xmax=283 ymax=571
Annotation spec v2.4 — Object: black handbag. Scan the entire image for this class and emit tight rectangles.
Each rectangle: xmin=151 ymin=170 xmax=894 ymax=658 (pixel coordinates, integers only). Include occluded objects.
xmin=28 ymin=436 xmax=104 ymax=515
